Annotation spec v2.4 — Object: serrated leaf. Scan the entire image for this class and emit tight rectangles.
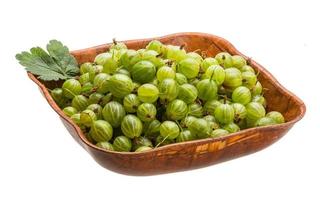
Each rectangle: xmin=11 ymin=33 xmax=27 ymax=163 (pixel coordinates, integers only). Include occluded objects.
xmin=25 ymin=65 xmax=67 ymax=81
xmin=16 ymin=40 xmax=79 ymax=81
xmin=46 ymin=40 xmax=79 ymax=75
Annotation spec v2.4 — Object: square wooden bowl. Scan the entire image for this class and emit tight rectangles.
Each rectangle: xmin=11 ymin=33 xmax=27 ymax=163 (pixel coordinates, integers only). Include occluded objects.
xmin=28 ymin=32 xmax=305 ymax=176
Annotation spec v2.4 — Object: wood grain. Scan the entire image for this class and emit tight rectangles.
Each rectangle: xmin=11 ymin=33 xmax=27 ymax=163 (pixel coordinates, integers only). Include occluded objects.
xmin=27 ymin=32 xmax=306 ymax=176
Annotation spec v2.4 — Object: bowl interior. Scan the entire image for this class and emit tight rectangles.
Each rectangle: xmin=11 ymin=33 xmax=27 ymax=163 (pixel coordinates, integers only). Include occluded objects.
xmin=40 ymin=33 xmax=304 ymax=124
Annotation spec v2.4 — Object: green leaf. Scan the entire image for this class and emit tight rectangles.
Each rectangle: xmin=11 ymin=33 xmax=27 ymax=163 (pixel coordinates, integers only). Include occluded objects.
xmin=46 ymin=40 xmax=79 ymax=76
xmin=16 ymin=40 xmax=79 ymax=81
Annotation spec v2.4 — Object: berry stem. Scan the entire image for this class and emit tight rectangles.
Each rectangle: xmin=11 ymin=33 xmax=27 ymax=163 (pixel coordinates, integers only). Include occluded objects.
xmin=175 ymin=120 xmax=183 ymax=132
xmin=155 ymin=134 xmax=170 ymax=148
xmin=112 ymin=38 xmax=117 ymax=45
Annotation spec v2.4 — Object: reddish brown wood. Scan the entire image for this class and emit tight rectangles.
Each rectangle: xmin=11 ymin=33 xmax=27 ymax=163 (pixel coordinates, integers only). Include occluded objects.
xmin=27 ymin=32 xmax=306 ymax=176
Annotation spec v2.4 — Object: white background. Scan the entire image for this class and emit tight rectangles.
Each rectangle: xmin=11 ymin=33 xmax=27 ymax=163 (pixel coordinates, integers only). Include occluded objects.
xmin=0 ymin=0 xmax=319 ymax=199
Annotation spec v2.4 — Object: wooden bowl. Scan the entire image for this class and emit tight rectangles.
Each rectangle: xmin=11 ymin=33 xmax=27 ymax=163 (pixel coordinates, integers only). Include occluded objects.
xmin=27 ymin=32 xmax=306 ymax=176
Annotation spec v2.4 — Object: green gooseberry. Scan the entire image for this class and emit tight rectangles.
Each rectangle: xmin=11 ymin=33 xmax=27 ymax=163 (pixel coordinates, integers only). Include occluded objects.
xmin=63 ymin=106 xmax=78 ymax=117
xmin=166 ymin=99 xmax=188 ymax=120
xmin=251 ymin=81 xmax=263 ymax=96
xmin=232 ymin=86 xmax=252 ymax=105
xmin=160 ymin=121 xmax=180 ymax=140
xmin=189 ymin=118 xmax=211 ymax=139
xmin=266 ymin=111 xmax=285 ymax=124
xmin=210 ymin=129 xmax=229 ymax=138
xmin=201 ymin=57 xmax=219 ymax=72
xmin=102 ymin=101 xmax=126 ymax=128
xmin=242 ymin=71 xmax=257 ymax=89
xmin=157 ymin=66 xmax=175 ymax=82
xmin=87 ymin=104 xmax=103 ymax=119
xmin=131 ymin=60 xmax=156 ymax=83
xmin=177 ymin=83 xmax=198 ymax=104
xmin=85 ymin=132 xmax=95 ymax=143
xmin=70 ymin=113 xmax=86 ymax=130
xmin=203 ymin=115 xmax=216 ymax=122
xmin=203 ymin=115 xmax=220 ymax=130
xmin=143 ymin=119 xmax=161 ymax=139
xmin=94 ymin=52 xmax=118 ymax=74
xmin=96 ymin=141 xmax=114 ymax=151
xmin=51 ymin=88 xmax=67 ymax=107
xmin=70 ymin=113 xmax=81 ymax=125
xmin=110 ymin=40 xmax=127 ymax=50
xmin=71 ymin=95 xmax=89 ymax=111
xmin=146 ymin=40 xmax=164 ymax=54
xmin=241 ymin=65 xmax=255 ymax=73
xmin=80 ymin=109 xmax=97 ymax=127
xmin=80 ymin=62 xmax=93 ymax=74
xmin=113 ymin=136 xmax=132 ymax=152
xmin=115 ymin=68 xmax=131 ymax=77
xmin=246 ymin=102 xmax=266 ymax=122
xmin=232 ymin=103 xmax=247 ymax=122
xmin=132 ymin=136 xmax=153 ymax=151
xmin=204 ymin=100 xmax=222 ymax=115
xmin=62 ymin=79 xmax=81 ymax=99
xmin=135 ymin=146 xmax=153 ymax=152
xmin=165 ymin=45 xmax=187 ymax=62
xmin=158 ymin=78 xmax=179 ymax=102
xmin=214 ymin=104 xmax=235 ymax=124
xmin=223 ymin=122 xmax=240 ymax=133
xmin=137 ymin=103 xmax=157 ymax=122
xmin=175 ymin=73 xmax=188 ymax=85
xmin=147 ymin=50 xmax=166 ymax=68
xmin=176 ymin=130 xmax=196 ymax=142
xmin=130 ymin=50 xmax=163 ymax=68
xmin=180 ymin=116 xmax=197 ymax=128
xmin=90 ymin=120 xmax=113 ymax=142
xmin=187 ymin=52 xmax=203 ymax=64
xmin=203 ymin=65 xmax=225 ymax=85
xmin=120 ymin=49 xmax=137 ymax=70
xmin=255 ymin=117 xmax=277 ymax=127
xmin=108 ymin=74 xmax=133 ymax=98
xmin=123 ymin=94 xmax=141 ymax=113
xmin=188 ymin=103 xmax=204 ymax=118
xmin=208 ymin=121 xmax=220 ymax=130
xmin=215 ymin=52 xmax=233 ymax=68
xmin=94 ymin=64 xmax=103 ymax=74
xmin=178 ymin=58 xmax=200 ymax=79
xmin=81 ymin=82 xmax=94 ymax=94
xmin=252 ymin=95 xmax=267 ymax=107
xmin=137 ymin=83 xmax=159 ymax=103
xmin=121 ymin=115 xmax=143 ymax=139
xmin=88 ymin=92 xmax=104 ymax=105
xmin=223 ymin=67 xmax=242 ymax=88
xmin=79 ymin=73 xmax=91 ymax=85
xmin=196 ymin=78 xmax=218 ymax=101
xmin=80 ymin=63 xmax=96 ymax=81
xmin=232 ymin=55 xmax=247 ymax=69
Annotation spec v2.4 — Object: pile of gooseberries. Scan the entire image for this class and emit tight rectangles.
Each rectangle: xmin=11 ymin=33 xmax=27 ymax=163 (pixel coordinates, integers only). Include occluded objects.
xmin=51 ymin=39 xmax=285 ymax=152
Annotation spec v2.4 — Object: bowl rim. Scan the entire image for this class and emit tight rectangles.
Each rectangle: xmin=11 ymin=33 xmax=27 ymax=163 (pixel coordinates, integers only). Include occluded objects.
xmin=27 ymin=32 xmax=306 ymax=156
